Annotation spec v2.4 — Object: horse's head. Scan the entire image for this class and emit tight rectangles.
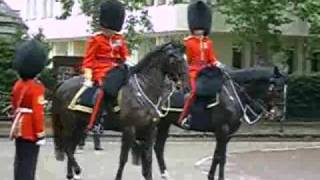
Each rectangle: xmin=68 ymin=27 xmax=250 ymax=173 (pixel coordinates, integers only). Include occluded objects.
xmin=265 ymin=66 xmax=288 ymax=121
xmin=235 ymin=66 xmax=288 ymax=121
xmin=160 ymin=42 xmax=188 ymax=89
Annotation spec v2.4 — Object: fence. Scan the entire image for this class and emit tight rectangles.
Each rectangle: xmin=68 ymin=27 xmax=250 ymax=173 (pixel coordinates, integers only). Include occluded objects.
xmin=0 ymin=91 xmax=10 ymax=121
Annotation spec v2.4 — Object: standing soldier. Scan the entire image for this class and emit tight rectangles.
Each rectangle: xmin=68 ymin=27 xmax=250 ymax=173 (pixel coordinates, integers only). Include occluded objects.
xmin=178 ymin=1 xmax=217 ymax=129
xmin=81 ymin=0 xmax=128 ymax=150
xmin=10 ymin=39 xmax=47 ymax=180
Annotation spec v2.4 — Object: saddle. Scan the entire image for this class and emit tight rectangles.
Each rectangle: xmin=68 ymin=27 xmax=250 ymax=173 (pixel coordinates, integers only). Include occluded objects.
xmin=196 ymin=66 xmax=224 ymax=97
xmin=162 ymin=66 xmax=224 ymax=112
xmin=68 ymin=66 xmax=128 ymax=113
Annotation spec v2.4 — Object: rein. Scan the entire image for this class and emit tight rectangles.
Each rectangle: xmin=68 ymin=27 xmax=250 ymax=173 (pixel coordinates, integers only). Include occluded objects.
xmin=225 ymin=75 xmax=268 ymax=125
xmin=133 ymin=74 xmax=176 ymax=118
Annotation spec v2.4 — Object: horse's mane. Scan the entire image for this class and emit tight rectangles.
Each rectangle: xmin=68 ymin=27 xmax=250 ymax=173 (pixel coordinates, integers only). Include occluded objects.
xmin=130 ymin=42 xmax=174 ymax=74
xmin=230 ymin=67 xmax=274 ymax=83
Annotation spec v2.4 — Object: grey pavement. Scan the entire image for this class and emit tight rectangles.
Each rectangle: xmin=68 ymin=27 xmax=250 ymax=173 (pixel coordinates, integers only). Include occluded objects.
xmin=2 ymin=121 xmax=320 ymax=140
xmin=1 ymin=139 xmax=320 ymax=180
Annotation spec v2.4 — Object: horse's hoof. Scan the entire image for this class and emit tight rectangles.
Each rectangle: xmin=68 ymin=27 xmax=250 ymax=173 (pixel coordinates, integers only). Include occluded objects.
xmin=74 ymin=174 xmax=81 ymax=180
xmin=161 ymin=170 xmax=172 ymax=180
xmin=66 ymin=174 xmax=73 ymax=180
xmin=74 ymin=167 xmax=81 ymax=175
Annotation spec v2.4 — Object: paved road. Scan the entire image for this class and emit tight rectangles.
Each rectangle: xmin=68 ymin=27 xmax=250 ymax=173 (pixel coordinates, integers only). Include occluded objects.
xmin=0 ymin=139 xmax=320 ymax=180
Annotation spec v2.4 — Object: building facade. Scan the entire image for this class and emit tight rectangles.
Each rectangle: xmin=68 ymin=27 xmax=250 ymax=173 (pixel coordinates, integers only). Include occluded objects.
xmin=0 ymin=0 xmax=27 ymax=40
xmin=15 ymin=0 xmax=317 ymax=74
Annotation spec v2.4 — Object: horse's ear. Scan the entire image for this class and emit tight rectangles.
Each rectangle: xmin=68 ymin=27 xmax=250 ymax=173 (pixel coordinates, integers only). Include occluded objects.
xmin=274 ymin=66 xmax=281 ymax=76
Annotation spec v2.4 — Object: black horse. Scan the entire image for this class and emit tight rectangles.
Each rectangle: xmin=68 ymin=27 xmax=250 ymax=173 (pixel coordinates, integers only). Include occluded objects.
xmin=145 ymin=66 xmax=288 ymax=180
xmin=51 ymin=42 xmax=188 ymax=180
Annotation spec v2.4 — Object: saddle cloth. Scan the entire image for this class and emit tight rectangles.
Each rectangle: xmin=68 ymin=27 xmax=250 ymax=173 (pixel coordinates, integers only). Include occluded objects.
xmin=68 ymin=67 xmax=127 ymax=113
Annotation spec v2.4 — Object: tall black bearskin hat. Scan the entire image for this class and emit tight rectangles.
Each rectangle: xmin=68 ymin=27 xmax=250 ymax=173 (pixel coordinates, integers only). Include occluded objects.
xmin=13 ymin=39 xmax=48 ymax=79
xmin=99 ymin=0 xmax=125 ymax=32
xmin=187 ymin=1 xmax=212 ymax=36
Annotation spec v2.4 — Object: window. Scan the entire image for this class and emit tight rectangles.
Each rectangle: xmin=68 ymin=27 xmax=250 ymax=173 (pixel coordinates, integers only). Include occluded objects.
xmin=285 ymin=50 xmax=294 ymax=74
xmin=47 ymin=0 xmax=54 ymax=18
xmin=311 ymin=52 xmax=320 ymax=72
xmin=26 ymin=0 xmax=31 ymax=20
xmin=42 ymin=0 xmax=47 ymax=18
xmin=232 ymin=47 xmax=242 ymax=69
xmin=157 ymin=0 xmax=166 ymax=5
xmin=146 ymin=0 xmax=155 ymax=6
xmin=32 ymin=0 xmax=37 ymax=19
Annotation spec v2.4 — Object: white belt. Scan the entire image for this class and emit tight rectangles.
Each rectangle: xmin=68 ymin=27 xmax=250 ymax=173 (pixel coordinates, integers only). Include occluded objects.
xmin=9 ymin=108 xmax=33 ymax=140
xmin=16 ymin=108 xmax=33 ymax=114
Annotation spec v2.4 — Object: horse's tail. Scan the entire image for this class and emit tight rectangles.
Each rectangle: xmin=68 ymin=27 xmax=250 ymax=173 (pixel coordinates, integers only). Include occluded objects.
xmin=51 ymin=95 xmax=65 ymax=161
xmin=131 ymin=140 xmax=143 ymax=166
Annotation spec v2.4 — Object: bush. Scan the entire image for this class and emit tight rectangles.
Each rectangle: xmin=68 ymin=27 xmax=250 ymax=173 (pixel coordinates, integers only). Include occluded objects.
xmin=287 ymin=73 xmax=320 ymax=120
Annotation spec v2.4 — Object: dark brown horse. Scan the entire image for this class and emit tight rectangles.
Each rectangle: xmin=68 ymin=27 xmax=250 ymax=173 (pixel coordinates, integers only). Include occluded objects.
xmin=51 ymin=42 xmax=188 ymax=180
xmin=148 ymin=66 xmax=288 ymax=180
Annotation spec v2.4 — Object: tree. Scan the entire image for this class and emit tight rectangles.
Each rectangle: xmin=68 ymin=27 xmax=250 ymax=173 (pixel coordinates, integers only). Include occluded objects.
xmin=218 ymin=0 xmax=320 ymax=65
xmin=0 ymin=29 xmax=25 ymax=93
xmin=57 ymin=0 xmax=153 ymax=50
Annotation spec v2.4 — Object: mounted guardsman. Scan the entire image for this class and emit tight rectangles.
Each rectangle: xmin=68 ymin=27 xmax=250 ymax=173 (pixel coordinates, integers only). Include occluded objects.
xmin=77 ymin=0 xmax=128 ymax=149
xmin=10 ymin=39 xmax=47 ymax=180
xmin=178 ymin=0 xmax=218 ymax=129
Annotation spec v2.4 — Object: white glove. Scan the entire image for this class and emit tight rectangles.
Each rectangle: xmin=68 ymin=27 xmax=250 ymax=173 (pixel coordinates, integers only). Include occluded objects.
xmin=216 ymin=61 xmax=224 ymax=68
xmin=83 ymin=68 xmax=92 ymax=81
xmin=36 ymin=138 xmax=46 ymax=146
xmin=83 ymin=79 xmax=93 ymax=87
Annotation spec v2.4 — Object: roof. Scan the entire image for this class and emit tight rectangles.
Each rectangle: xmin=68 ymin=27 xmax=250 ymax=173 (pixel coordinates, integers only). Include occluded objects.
xmin=0 ymin=0 xmax=27 ymax=37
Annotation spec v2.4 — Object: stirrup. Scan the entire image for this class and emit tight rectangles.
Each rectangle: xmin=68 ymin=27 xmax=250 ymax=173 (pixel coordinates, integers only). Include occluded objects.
xmin=180 ymin=115 xmax=191 ymax=129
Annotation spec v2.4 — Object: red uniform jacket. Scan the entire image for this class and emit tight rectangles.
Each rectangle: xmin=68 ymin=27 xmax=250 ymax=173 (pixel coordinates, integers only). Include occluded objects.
xmin=10 ymin=79 xmax=45 ymax=142
xmin=82 ymin=32 xmax=129 ymax=82
xmin=184 ymin=35 xmax=217 ymax=79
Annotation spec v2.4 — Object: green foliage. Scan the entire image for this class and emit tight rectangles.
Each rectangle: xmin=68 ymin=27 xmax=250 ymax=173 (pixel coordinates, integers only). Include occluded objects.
xmin=38 ymin=68 xmax=57 ymax=100
xmin=293 ymin=0 xmax=320 ymax=35
xmin=218 ymin=0 xmax=320 ymax=64
xmin=0 ymin=36 xmax=21 ymax=111
xmin=219 ymin=0 xmax=292 ymax=42
xmin=57 ymin=0 xmax=153 ymax=50
xmin=287 ymin=73 xmax=320 ymax=119
xmin=0 ymin=38 xmax=19 ymax=93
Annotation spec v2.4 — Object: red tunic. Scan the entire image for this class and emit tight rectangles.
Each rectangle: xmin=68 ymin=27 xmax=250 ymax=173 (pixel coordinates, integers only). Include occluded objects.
xmin=178 ymin=35 xmax=219 ymax=122
xmin=184 ymin=35 xmax=217 ymax=79
xmin=82 ymin=32 xmax=129 ymax=82
xmin=10 ymin=79 xmax=45 ymax=142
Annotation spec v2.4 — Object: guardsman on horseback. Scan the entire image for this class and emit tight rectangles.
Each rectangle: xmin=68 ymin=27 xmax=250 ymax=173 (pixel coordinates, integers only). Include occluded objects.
xmin=10 ymin=39 xmax=47 ymax=180
xmin=81 ymin=0 xmax=128 ymax=147
xmin=178 ymin=0 xmax=217 ymax=129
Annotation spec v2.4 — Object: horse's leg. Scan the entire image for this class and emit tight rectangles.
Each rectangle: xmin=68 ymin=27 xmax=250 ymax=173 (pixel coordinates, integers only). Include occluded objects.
xmin=154 ymin=120 xmax=171 ymax=179
xmin=217 ymin=137 xmax=230 ymax=180
xmin=66 ymin=137 xmax=82 ymax=179
xmin=141 ymin=127 xmax=157 ymax=180
xmin=78 ymin=132 xmax=87 ymax=150
xmin=66 ymin=147 xmax=74 ymax=180
xmin=208 ymin=125 xmax=230 ymax=180
xmin=115 ymin=127 xmax=135 ymax=180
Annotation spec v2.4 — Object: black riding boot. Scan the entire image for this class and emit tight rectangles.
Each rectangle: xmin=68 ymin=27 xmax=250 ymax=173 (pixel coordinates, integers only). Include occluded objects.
xmin=93 ymin=131 xmax=103 ymax=151
xmin=92 ymin=116 xmax=104 ymax=151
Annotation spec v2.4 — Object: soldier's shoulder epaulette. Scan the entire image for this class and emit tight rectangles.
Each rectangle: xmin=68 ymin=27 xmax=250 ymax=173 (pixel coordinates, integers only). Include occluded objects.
xmin=34 ymin=79 xmax=43 ymax=85
xmin=115 ymin=31 xmax=123 ymax=35
xmin=184 ymin=35 xmax=195 ymax=41
xmin=93 ymin=31 xmax=103 ymax=36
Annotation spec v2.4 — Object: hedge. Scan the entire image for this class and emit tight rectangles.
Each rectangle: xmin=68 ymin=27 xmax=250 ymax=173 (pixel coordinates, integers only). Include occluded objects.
xmin=287 ymin=73 xmax=320 ymax=120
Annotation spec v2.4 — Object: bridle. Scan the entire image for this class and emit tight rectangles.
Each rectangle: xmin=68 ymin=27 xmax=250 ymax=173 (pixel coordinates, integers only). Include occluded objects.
xmin=266 ymin=76 xmax=288 ymax=121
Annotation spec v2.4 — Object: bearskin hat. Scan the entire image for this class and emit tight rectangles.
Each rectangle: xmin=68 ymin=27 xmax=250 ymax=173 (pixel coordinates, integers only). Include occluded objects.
xmin=99 ymin=0 xmax=125 ymax=32
xmin=13 ymin=39 xmax=48 ymax=79
xmin=187 ymin=1 xmax=212 ymax=35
